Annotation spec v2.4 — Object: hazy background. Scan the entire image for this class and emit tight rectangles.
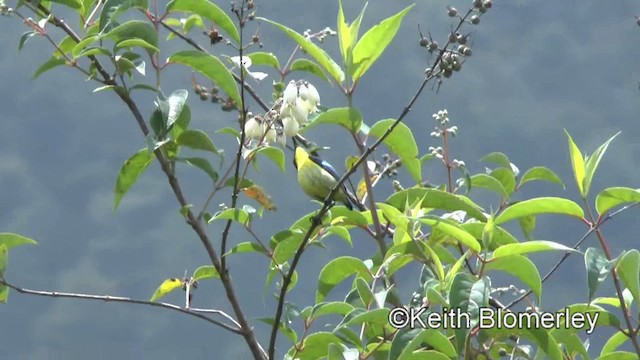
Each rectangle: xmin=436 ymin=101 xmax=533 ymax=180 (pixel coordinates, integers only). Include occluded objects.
xmin=1 ymin=0 xmax=639 ymax=358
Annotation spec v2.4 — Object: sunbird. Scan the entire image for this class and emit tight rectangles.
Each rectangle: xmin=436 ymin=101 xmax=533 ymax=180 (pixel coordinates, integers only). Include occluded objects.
xmin=293 ymin=147 xmax=362 ymax=211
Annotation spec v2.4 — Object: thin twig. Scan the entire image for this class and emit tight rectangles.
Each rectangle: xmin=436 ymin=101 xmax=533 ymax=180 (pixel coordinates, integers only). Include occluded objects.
xmin=0 ymin=279 xmax=241 ymax=333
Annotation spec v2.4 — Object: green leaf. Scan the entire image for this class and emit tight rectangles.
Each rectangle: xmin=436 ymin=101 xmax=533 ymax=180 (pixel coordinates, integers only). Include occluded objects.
xmin=226 ymin=242 xmax=267 ymax=256
xmin=254 ymin=146 xmax=286 ymax=173
xmin=386 ymin=188 xmax=487 ymax=221
xmin=598 ymin=352 xmax=640 ymax=360
xmin=485 ymin=255 xmax=542 ymax=300
xmin=177 ymin=157 xmax=218 ymax=182
xmin=480 ymin=152 xmax=511 ymax=169
xmin=259 ymin=17 xmax=344 ymax=84
xmin=176 ymin=130 xmax=218 ymax=153
xmin=418 ymin=216 xmax=480 ymax=252
xmin=350 ymin=5 xmax=414 ymax=81
xmin=550 ymin=329 xmax=590 ymax=360
xmin=337 ymin=0 xmax=351 ymax=65
xmin=317 ymin=256 xmax=372 ymax=303
xmin=51 ymin=0 xmax=82 ymax=9
xmin=449 ymin=274 xmax=490 ymax=352
xmin=495 ymin=197 xmax=584 ymax=225
xmin=150 ymin=278 xmax=182 ymax=301
xmin=98 ymin=0 xmax=148 ymax=32
xmin=166 ymin=0 xmax=239 ymax=44
xmin=595 ymin=187 xmax=640 ymax=216
xmin=247 ymin=52 xmax=280 ymax=69
xmin=470 ymin=174 xmax=507 ymax=197
xmin=305 ymin=302 xmax=354 ymax=321
xmin=168 ymin=51 xmax=241 ymax=107
xmin=290 ymin=332 xmax=342 ymax=359
xmin=585 ymin=247 xmax=613 ymax=303
xmin=490 ymin=168 xmax=516 ymax=197
xmin=519 ymin=166 xmax=564 ymax=189
xmin=18 ymin=31 xmax=37 ymax=51
xmin=101 ymin=20 xmax=158 ymax=50
xmin=171 ymin=103 xmax=191 ymax=139
xmin=0 ymin=233 xmax=39 ymax=249
xmin=583 ymin=131 xmax=620 ymax=198
xmin=209 ymin=208 xmax=251 ymax=225
xmin=369 ymin=119 xmax=421 ymax=183
xmin=616 ymin=250 xmax=640 ymax=305
xmin=0 ymin=244 xmax=7 ymax=275
xmin=355 ymin=277 xmax=374 ymax=307
xmin=113 ymin=149 xmax=155 ymax=210
xmin=289 ymin=58 xmax=329 ymax=82
xmin=600 ymin=331 xmax=630 ymax=356
xmin=564 ymin=130 xmax=586 ymax=197
xmin=303 ymin=107 xmax=362 ymax=133
xmin=493 ymin=240 xmax=577 ymax=259
xmin=164 ymin=89 xmax=189 ymax=129
xmin=115 ymin=38 xmax=159 ymax=53
xmin=32 ymin=58 xmax=66 ymax=80
xmin=390 ymin=328 xmax=457 ymax=360
xmin=193 ymin=265 xmax=219 ymax=281
xmin=0 ymin=282 xmax=7 ymax=303
xmin=518 ymin=214 xmax=536 ymax=241
xmin=271 ymin=230 xmax=305 ymax=265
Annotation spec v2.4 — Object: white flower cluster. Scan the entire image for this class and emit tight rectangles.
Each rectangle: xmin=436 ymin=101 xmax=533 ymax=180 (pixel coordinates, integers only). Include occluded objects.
xmin=244 ymin=80 xmax=320 ymax=146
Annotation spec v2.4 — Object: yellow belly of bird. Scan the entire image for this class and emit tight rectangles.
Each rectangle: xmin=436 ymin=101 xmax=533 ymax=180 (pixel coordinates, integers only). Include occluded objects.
xmin=297 ymin=163 xmax=346 ymax=204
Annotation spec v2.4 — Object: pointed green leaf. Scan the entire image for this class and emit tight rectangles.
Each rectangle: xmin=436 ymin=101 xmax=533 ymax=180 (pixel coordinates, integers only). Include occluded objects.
xmin=193 ymin=265 xmax=219 ymax=281
xmin=387 ymin=188 xmax=487 ymax=221
xmin=101 ymin=20 xmax=158 ymax=50
xmin=317 ymin=256 xmax=372 ymax=303
xmin=470 ymin=174 xmax=507 ymax=197
xmin=369 ymin=119 xmax=421 ymax=183
xmin=480 ymin=152 xmax=511 ymax=169
xmin=226 ymin=242 xmax=267 ymax=256
xmin=176 ymin=130 xmax=218 ymax=153
xmin=493 ymin=240 xmax=577 ymax=259
xmin=418 ymin=216 xmax=480 ymax=252
xmin=150 ymin=278 xmax=182 ymax=301
xmin=519 ymin=166 xmax=564 ymax=189
xmin=166 ymin=0 xmax=239 ymax=44
xmin=0 ymin=233 xmax=38 ymax=249
xmin=595 ymin=187 xmax=640 ymax=216
xmin=177 ymin=157 xmax=218 ymax=182
xmin=98 ymin=0 xmax=148 ymax=32
xmin=0 ymin=282 xmax=8 ymax=303
xmin=337 ymin=0 xmax=351 ymax=63
xmin=495 ymin=197 xmax=584 ymax=224
xmin=616 ymin=250 xmax=640 ymax=305
xmin=32 ymin=58 xmax=66 ymax=80
xmin=259 ymin=17 xmax=344 ymax=83
xmin=209 ymin=208 xmax=251 ymax=225
xmin=289 ymin=58 xmax=329 ymax=82
xmin=565 ymin=130 xmax=586 ymax=197
xmin=585 ymin=247 xmax=613 ymax=303
xmin=518 ymin=214 xmax=536 ymax=241
xmin=351 ymin=5 xmax=414 ymax=81
xmin=115 ymin=38 xmax=159 ymax=53
xmin=114 ymin=149 xmax=154 ymax=210
xmin=254 ymin=146 xmax=286 ymax=173
xmin=303 ymin=107 xmax=362 ymax=133
xmin=584 ymin=132 xmax=620 ymax=197
xmin=600 ymin=331 xmax=630 ymax=356
xmin=164 ymin=89 xmax=188 ymax=129
xmin=485 ymin=255 xmax=541 ymax=300
xmin=0 ymin=244 xmax=7 ymax=275
xmin=290 ymin=332 xmax=342 ymax=359
xmin=168 ymin=51 xmax=240 ymax=107
xmin=247 ymin=52 xmax=280 ymax=69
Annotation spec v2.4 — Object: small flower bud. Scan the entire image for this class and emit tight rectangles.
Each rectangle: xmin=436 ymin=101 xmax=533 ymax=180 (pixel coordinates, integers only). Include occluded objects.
xmin=452 ymin=61 xmax=462 ymax=71
xmin=498 ymin=349 xmax=507 ymax=357
xmin=478 ymin=5 xmax=487 ymax=13
xmin=443 ymin=68 xmax=453 ymax=78
xmin=470 ymin=15 xmax=480 ymax=25
xmin=199 ymin=92 xmax=209 ymax=101
xmin=483 ymin=0 xmax=492 ymax=8
xmin=449 ymin=32 xmax=458 ymax=43
xmin=252 ymin=34 xmax=259 ymax=43
xmin=428 ymin=41 xmax=438 ymax=52
xmin=473 ymin=0 xmax=483 ymax=8
xmin=419 ymin=37 xmax=429 ymax=47
xmin=463 ymin=47 xmax=472 ymax=56
xmin=457 ymin=33 xmax=468 ymax=44
xmin=447 ymin=6 xmax=458 ymax=17
xmin=457 ymin=45 xmax=466 ymax=53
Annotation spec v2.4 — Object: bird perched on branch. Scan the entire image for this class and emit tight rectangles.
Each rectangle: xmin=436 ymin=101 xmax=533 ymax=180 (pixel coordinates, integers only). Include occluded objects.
xmin=293 ymin=147 xmax=364 ymax=211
